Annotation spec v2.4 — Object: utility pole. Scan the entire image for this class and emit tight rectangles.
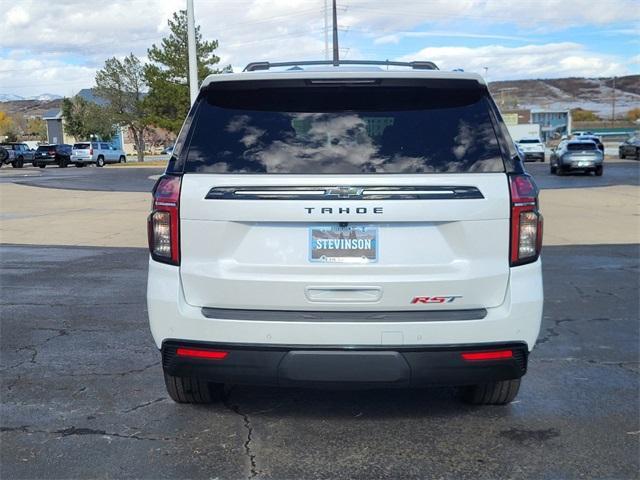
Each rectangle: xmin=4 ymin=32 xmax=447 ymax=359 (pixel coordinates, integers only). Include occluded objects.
xmin=324 ymin=0 xmax=329 ymax=60
xmin=187 ymin=0 xmax=198 ymax=106
xmin=332 ymin=0 xmax=339 ymax=66
xmin=611 ymin=76 xmax=616 ymax=127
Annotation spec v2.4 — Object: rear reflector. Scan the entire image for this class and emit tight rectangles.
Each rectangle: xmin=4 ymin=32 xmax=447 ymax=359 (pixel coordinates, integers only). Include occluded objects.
xmin=176 ymin=348 xmax=228 ymax=360
xmin=461 ymin=350 xmax=513 ymax=361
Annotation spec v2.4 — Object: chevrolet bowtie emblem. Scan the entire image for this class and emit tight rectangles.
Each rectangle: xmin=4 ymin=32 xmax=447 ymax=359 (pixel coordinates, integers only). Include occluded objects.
xmin=324 ymin=187 xmax=364 ymax=198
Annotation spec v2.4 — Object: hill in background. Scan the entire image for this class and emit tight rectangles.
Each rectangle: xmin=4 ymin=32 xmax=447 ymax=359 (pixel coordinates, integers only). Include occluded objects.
xmin=1 ymin=75 xmax=638 ymax=120
xmin=489 ymin=75 xmax=639 ymax=118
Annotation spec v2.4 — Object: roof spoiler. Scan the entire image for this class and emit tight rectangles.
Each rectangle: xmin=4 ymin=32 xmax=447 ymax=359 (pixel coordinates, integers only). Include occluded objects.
xmin=243 ymin=60 xmax=439 ymax=72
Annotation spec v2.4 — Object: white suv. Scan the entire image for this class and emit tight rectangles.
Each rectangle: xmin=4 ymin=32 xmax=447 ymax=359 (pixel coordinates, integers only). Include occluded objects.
xmin=147 ymin=61 xmax=543 ymax=405
xmin=71 ymin=142 xmax=127 ymax=167
xmin=516 ymin=138 xmax=545 ymax=162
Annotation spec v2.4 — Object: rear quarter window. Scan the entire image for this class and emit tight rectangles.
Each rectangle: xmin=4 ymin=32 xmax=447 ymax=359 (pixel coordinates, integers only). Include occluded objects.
xmin=171 ymin=79 xmax=508 ymax=174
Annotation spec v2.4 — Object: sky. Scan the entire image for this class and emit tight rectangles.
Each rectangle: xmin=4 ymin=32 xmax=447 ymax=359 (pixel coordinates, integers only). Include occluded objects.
xmin=0 ymin=0 xmax=638 ymax=98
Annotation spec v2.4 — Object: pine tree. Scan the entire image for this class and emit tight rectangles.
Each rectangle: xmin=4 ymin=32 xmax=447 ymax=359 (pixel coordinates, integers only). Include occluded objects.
xmin=144 ymin=10 xmax=230 ymax=134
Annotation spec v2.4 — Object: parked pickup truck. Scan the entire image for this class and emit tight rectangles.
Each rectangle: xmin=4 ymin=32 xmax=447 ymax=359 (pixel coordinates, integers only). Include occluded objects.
xmin=0 ymin=142 xmax=37 ymax=168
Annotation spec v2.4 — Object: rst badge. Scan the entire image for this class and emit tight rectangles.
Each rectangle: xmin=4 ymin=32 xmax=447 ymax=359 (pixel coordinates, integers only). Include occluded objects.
xmin=411 ymin=296 xmax=462 ymax=304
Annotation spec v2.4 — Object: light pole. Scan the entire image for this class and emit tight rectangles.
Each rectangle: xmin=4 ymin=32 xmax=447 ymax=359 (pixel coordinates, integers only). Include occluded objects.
xmin=324 ymin=0 xmax=329 ymax=60
xmin=187 ymin=0 xmax=198 ymax=106
xmin=611 ymin=76 xmax=616 ymax=127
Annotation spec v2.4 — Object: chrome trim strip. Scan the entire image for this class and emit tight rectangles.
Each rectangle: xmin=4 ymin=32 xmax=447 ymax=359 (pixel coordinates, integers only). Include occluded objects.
xmin=205 ymin=185 xmax=484 ymax=200
xmin=201 ymin=307 xmax=488 ymax=322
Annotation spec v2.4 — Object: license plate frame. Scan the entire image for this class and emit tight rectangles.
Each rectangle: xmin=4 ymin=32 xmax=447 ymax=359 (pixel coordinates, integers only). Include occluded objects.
xmin=309 ymin=225 xmax=378 ymax=264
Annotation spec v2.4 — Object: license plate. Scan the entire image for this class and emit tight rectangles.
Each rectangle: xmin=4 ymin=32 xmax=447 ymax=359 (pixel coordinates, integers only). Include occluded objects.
xmin=309 ymin=225 xmax=378 ymax=263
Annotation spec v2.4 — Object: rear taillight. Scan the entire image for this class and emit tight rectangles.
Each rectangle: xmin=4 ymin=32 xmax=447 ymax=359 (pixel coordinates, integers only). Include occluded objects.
xmin=48 ymin=149 xmax=55 ymax=155
xmin=89 ymin=147 xmax=93 ymax=155
xmin=509 ymin=174 xmax=543 ymax=266
xmin=148 ymin=175 xmax=182 ymax=265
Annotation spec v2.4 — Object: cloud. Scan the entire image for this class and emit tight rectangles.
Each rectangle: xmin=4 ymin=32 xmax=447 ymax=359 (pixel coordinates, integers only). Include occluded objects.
xmin=0 ymin=0 xmax=637 ymax=96
xmin=397 ymin=42 xmax=629 ymax=80
xmin=0 ymin=54 xmax=97 ymax=98
xmin=6 ymin=5 xmax=30 ymax=27
xmin=374 ymin=31 xmax=531 ymax=45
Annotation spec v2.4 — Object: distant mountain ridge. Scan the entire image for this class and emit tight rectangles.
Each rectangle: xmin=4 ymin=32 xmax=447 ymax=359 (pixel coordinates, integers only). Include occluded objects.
xmin=1 ymin=75 xmax=638 ymax=118
xmin=488 ymin=75 xmax=640 ymax=117
xmin=0 ymin=93 xmax=62 ymax=102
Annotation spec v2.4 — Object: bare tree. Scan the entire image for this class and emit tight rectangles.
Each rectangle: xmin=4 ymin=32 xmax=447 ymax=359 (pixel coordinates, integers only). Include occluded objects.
xmin=94 ymin=54 xmax=150 ymax=162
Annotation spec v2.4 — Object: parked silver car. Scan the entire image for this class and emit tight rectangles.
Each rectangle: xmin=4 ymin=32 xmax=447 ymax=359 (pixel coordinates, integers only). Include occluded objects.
xmin=550 ymin=140 xmax=603 ymax=176
xmin=71 ymin=142 xmax=127 ymax=167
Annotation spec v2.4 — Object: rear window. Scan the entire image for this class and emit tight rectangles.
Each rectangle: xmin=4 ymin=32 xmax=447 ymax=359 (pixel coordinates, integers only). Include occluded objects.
xmin=37 ymin=145 xmax=55 ymax=151
xmin=73 ymin=143 xmax=90 ymax=149
xmin=173 ymin=80 xmax=506 ymax=174
xmin=567 ymin=142 xmax=597 ymax=151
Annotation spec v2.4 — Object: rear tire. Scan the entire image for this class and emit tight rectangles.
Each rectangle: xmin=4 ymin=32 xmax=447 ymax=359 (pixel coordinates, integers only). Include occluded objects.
xmin=163 ymin=371 xmax=223 ymax=404
xmin=595 ymin=165 xmax=603 ymax=176
xmin=96 ymin=156 xmax=105 ymax=167
xmin=12 ymin=157 xmax=24 ymax=168
xmin=550 ymin=164 xmax=557 ymax=174
xmin=119 ymin=155 xmax=126 ymax=163
xmin=461 ymin=378 xmax=521 ymax=405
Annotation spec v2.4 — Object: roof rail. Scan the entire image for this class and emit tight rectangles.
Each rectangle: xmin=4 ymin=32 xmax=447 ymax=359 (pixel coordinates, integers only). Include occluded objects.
xmin=243 ymin=60 xmax=439 ymax=72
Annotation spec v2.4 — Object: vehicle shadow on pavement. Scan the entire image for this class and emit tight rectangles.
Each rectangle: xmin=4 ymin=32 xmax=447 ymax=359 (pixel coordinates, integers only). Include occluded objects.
xmin=220 ymin=384 xmax=502 ymax=419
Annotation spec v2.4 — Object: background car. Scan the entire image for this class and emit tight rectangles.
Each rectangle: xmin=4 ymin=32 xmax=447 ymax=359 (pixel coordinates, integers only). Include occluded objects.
xmin=0 ymin=142 xmax=36 ymax=168
xmin=71 ymin=142 xmax=127 ymax=167
xmin=619 ymin=135 xmax=640 ymax=160
xmin=550 ymin=140 xmax=604 ymax=176
xmin=33 ymin=144 xmax=72 ymax=168
xmin=161 ymin=144 xmax=174 ymax=155
xmin=515 ymin=138 xmax=545 ymax=162
xmin=0 ymin=145 xmax=8 ymax=164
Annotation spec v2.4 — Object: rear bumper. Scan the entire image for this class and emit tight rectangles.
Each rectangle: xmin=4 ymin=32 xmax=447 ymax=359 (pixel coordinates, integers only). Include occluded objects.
xmin=147 ymin=258 xmax=543 ymax=351
xmin=523 ymin=152 xmax=544 ymax=161
xmin=71 ymin=156 xmax=94 ymax=164
xmin=35 ymin=156 xmax=59 ymax=163
xmin=162 ymin=340 xmax=528 ymax=387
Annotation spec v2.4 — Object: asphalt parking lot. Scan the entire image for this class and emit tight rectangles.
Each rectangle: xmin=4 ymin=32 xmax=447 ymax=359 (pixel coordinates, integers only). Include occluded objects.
xmin=1 ymin=160 xmax=639 ymax=479
xmin=0 ymin=158 xmax=638 ymax=192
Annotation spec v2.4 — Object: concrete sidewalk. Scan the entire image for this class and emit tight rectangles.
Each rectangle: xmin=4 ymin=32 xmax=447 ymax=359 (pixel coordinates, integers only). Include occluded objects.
xmin=0 ymin=182 xmax=638 ymax=248
xmin=0 ymin=184 xmax=149 ymax=247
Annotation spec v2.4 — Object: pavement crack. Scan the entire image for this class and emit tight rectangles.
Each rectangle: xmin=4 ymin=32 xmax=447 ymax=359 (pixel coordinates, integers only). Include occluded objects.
xmin=223 ymin=389 xmax=259 ymax=479
xmin=55 ymin=426 xmax=158 ymax=441
xmin=535 ymin=357 xmax=639 ymax=373
xmin=122 ymin=397 xmax=166 ymax=413
xmin=1 ymin=425 xmax=167 ymax=442
xmin=3 ymin=328 xmax=68 ymax=370
xmin=63 ymin=361 xmax=161 ymax=378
